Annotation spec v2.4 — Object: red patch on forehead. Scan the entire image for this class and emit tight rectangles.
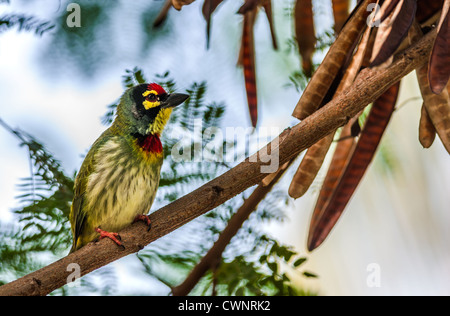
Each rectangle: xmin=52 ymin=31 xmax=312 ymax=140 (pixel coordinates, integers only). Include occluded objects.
xmin=147 ymin=83 xmax=166 ymax=95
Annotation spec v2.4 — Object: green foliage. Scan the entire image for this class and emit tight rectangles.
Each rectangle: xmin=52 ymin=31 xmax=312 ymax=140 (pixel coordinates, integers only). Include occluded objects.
xmin=212 ymin=237 xmax=317 ymax=296
xmin=0 ymin=14 xmax=54 ymax=36
xmin=374 ymin=135 xmax=399 ymax=176
xmin=0 ymin=122 xmax=73 ymax=280
xmin=285 ymin=70 xmax=310 ymax=93
xmin=137 ymin=248 xmax=203 ymax=289
xmin=136 ymin=235 xmax=317 ymax=296
xmin=315 ymin=30 xmax=336 ymax=52
xmin=0 ymin=0 xmax=53 ymax=36
xmin=284 ymin=28 xmax=335 ymax=92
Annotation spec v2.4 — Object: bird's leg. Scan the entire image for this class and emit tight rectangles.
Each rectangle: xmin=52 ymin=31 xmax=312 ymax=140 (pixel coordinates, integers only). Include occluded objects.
xmin=133 ymin=214 xmax=152 ymax=231
xmin=95 ymin=227 xmax=125 ymax=249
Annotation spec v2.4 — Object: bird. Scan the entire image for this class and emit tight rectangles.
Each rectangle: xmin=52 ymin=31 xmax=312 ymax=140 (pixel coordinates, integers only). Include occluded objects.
xmin=69 ymin=83 xmax=189 ymax=253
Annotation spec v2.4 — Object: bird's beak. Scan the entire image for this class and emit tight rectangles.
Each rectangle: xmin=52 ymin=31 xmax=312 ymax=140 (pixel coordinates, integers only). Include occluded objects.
xmin=161 ymin=93 xmax=189 ymax=108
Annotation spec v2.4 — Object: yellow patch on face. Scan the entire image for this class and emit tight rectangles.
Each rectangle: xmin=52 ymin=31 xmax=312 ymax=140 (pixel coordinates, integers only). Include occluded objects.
xmin=142 ymin=90 xmax=161 ymax=110
xmin=147 ymin=107 xmax=173 ymax=135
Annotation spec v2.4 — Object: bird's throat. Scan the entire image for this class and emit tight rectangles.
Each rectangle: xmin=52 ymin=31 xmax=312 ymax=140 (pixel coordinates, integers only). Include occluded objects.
xmin=133 ymin=133 xmax=163 ymax=154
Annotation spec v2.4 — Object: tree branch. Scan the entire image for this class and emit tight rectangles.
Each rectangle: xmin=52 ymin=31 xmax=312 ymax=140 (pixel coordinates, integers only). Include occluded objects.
xmin=0 ymin=28 xmax=436 ymax=296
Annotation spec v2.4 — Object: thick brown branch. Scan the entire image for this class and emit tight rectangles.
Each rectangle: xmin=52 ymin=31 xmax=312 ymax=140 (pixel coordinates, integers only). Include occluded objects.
xmin=0 ymin=28 xmax=436 ymax=296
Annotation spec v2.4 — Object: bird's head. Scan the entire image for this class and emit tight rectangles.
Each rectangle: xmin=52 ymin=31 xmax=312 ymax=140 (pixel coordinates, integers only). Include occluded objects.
xmin=115 ymin=83 xmax=189 ymax=136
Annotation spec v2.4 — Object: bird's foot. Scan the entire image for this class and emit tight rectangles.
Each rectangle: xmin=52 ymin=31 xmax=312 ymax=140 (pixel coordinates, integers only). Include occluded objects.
xmin=95 ymin=227 xmax=125 ymax=250
xmin=133 ymin=214 xmax=152 ymax=231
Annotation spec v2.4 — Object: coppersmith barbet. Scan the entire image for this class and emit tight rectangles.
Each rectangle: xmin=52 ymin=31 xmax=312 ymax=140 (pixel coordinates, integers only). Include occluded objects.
xmin=69 ymin=83 xmax=189 ymax=253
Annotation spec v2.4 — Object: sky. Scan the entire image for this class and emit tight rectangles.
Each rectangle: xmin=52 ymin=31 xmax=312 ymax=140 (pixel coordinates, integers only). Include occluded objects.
xmin=0 ymin=0 xmax=449 ymax=295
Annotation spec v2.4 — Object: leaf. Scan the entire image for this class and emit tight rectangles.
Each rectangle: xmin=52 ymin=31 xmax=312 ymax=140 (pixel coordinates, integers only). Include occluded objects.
xmin=370 ymin=0 xmax=417 ymax=66
xmin=428 ymin=0 xmax=450 ymax=94
xmin=303 ymin=271 xmax=318 ymax=278
xmin=237 ymin=0 xmax=259 ymax=14
xmin=289 ymin=23 xmax=372 ymax=199
xmin=292 ymin=0 xmax=373 ymax=120
xmin=236 ymin=286 xmax=246 ymax=296
xmin=202 ymin=0 xmax=224 ymax=19
xmin=172 ymin=0 xmax=195 ymax=11
xmin=259 ymin=254 xmax=268 ymax=263
xmin=293 ymin=257 xmax=307 ymax=267
xmin=418 ymin=103 xmax=436 ymax=148
xmin=202 ymin=0 xmax=225 ymax=48
xmin=228 ymin=278 xmax=241 ymax=294
xmin=308 ymin=82 xmax=400 ymax=251
xmin=276 ymin=245 xmax=296 ymax=262
xmin=267 ymin=261 xmax=278 ymax=274
xmin=240 ymin=9 xmax=258 ymax=127
xmin=153 ymin=0 xmax=172 ymax=28
xmin=0 ymin=14 xmax=54 ymax=36
xmin=378 ymin=0 xmax=401 ymax=21
xmin=261 ymin=0 xmax=278 ymax=49
xmin=134 ymin=68 xmax=146 ymax=84
xmin=416 ymin=60 xmax=450 ymax=154
xmin=332 ymin=0 xmax=350 ymax=33
xmin=288 ymin=134 xmax=334 ymax=199
xmin=294 ymin=0 xmax=316 ymax=77
xmin=305 ymin=26 xmax=372 ymax=230
xmin=416 ymin=0 xmax=444 ymax=23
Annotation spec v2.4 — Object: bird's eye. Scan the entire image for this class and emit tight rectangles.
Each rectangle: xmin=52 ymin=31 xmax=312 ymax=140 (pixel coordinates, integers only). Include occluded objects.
xmin=146 ymin=94 xmax=157 ymax=102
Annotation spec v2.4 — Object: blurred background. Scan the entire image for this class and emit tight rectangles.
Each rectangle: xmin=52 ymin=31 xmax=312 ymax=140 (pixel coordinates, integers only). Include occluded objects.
xmin=0 ymin=0 xmax=449 ymax=295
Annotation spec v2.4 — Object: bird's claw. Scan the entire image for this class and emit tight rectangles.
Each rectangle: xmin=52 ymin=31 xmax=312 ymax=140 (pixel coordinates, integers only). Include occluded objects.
xmin=95 ymin=227 xmax=124 ymax=249
xmin=134 ymin=214 xmax=152 ymax=232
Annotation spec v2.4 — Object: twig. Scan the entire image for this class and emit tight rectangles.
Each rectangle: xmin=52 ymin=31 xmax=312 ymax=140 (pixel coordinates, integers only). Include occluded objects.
xmin=0 ymin=28 xmax=436 ymax=296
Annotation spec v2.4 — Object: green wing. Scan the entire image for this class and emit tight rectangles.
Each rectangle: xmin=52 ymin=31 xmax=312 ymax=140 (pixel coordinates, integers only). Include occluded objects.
xmin=69 ymin=129 xmax=113 ymax=253
xmin=69 ymin=149 xmax=94 ymax=253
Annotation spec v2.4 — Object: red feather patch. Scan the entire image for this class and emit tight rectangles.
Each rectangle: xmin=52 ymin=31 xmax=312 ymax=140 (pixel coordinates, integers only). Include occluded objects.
xmin=137 ymin=133 xmax=163 ymax=153
xmin=147 ymin=83 xmax=166 ymax=95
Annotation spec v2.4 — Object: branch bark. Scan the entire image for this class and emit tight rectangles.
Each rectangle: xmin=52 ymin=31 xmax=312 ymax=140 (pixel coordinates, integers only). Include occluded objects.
xmin=0 ymin=28 xmax=436 ymax=296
